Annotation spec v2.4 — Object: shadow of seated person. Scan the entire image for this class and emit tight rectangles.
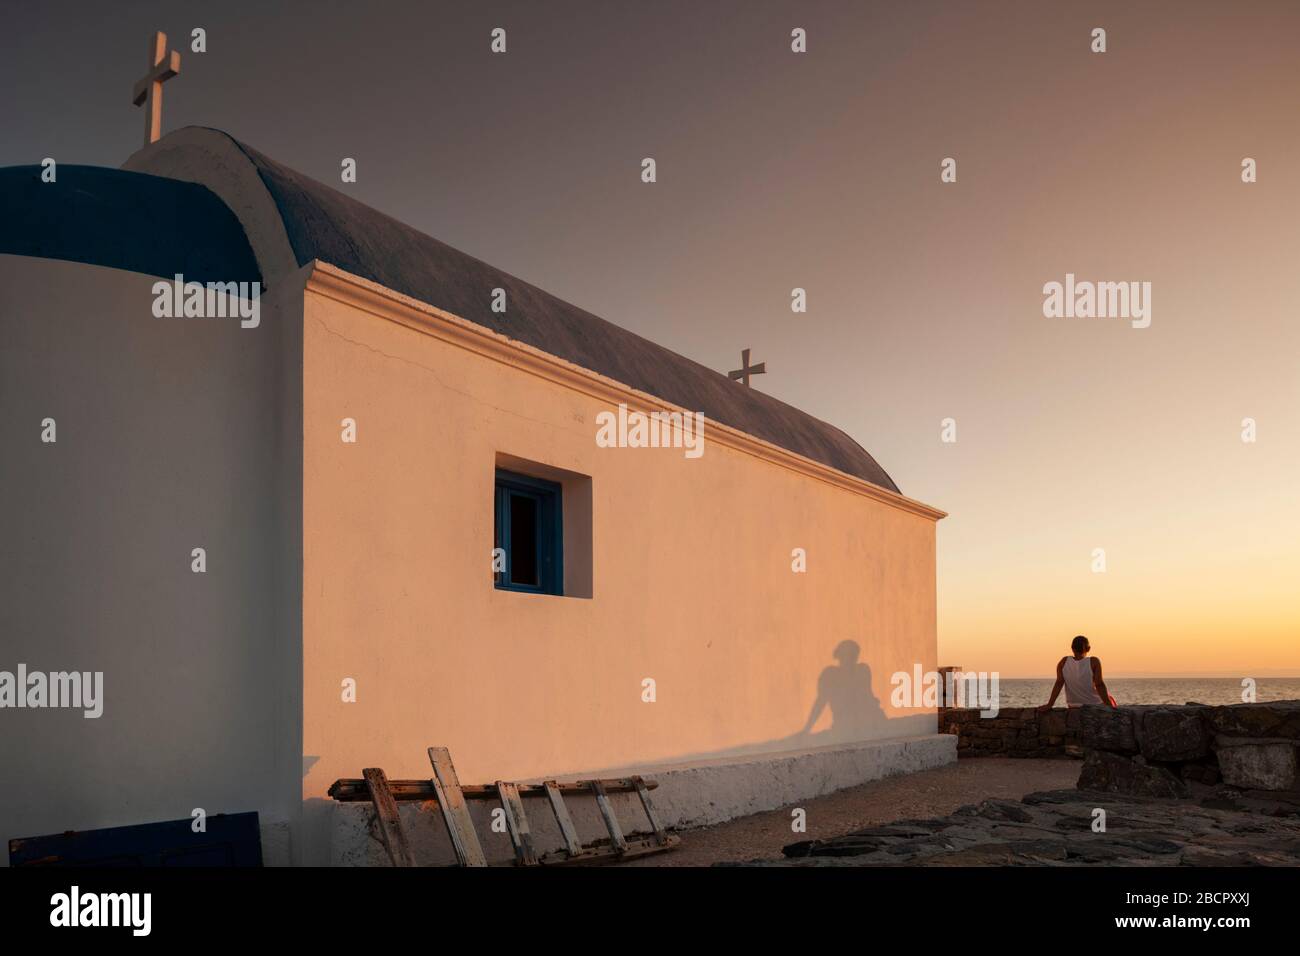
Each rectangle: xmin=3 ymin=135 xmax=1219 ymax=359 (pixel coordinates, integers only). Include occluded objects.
xmin=798 ymin=639 xmax=889 ymax=742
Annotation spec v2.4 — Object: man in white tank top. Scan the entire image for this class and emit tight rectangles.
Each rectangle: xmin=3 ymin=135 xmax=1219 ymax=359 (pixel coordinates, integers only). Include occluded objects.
xmin=1038 ymin=635 xmax=1115 ymax=710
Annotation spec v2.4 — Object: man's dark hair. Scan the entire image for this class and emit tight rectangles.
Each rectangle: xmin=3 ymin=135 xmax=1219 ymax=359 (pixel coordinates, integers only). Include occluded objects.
xmin=1071 ymin=635 xmax=1089 ymax=654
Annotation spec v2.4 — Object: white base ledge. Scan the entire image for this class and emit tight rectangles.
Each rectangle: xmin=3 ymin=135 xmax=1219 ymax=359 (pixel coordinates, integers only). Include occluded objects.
xmin=328 ymin=734 xmax=956 ymax=866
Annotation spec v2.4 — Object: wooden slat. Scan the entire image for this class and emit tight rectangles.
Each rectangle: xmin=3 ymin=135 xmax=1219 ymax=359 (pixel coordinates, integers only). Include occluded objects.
xmin=543 ymin=780 xmax=584 ymax=857
xmin=588 ymin=779 xmax=627 ymax=853
xmin=631 ymin=775 xmax=671 ymax=846
xmin=329 ymin=776 xmax=659 ymax=803
xmin=495 ymin=781 xmax=538 ymax=866
xmin=363 ymin=768 xmax=417 ymax=868
xmin=536 ymin=834 xmax=680 ymax=867
xmin=427 ymin=747 xmax=487 ymax=867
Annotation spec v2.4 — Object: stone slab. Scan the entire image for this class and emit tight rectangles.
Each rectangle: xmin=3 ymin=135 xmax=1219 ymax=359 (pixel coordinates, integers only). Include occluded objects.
xmin=1215 ymin=741 xmax=1299 ymax=791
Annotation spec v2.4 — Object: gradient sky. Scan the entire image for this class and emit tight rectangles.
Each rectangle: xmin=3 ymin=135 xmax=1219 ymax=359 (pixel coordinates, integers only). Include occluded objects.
xmin=3 ymin=0 xmax=1297 ymax=676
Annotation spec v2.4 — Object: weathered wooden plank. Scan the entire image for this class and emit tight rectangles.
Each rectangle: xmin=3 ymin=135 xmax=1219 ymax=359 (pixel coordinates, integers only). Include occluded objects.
xmin=536 ymin=834 xmax=680 ymax=867
xmin=588 ymin=779 xmax=627 ymax=853
xmin=329 ymin=776 xmax=659 ymax=803
xmin=631 ymin=775 xmax=671 ymax=846
xmin=542 ymin=780 xmax=583 ymax=857
xmin=363 ymin=768 xmax=417 ymax=868
xmin=427 ymin=747 xmax=487 ymax=868
xmin=495 ymin=781 xmax=538 ymax=866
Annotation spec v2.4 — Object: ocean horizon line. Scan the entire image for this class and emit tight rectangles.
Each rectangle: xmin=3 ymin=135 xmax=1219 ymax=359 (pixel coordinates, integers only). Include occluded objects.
xmin=970 ymin=674 xmax=1300 ymax=681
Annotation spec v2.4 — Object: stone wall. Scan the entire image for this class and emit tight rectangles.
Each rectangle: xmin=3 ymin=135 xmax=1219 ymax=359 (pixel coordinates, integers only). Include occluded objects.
xmin=941 ymin=701 xmax=1300 ymax=794
xmin=938 ymin=706 xmax=1082 ymax=758
xmin=1076 ymin=701 xmax=1300 ymax=797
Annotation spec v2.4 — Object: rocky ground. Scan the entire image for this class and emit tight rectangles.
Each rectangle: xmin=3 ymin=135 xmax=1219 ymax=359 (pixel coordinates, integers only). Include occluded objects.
xmin=624 ymin=757 xmax=1079 ymax=866
xmin=627 ymin=702 xmax=1300 ymax=867
xmin=748 ymin=701 xmax=1300 ymax=867
xmin=776 ymin=786 xmax=1300 ymax=866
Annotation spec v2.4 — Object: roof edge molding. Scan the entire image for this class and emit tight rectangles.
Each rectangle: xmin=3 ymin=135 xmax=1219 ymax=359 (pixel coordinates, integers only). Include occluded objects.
xmin=307 ymin=261 xmax=947 ymax=522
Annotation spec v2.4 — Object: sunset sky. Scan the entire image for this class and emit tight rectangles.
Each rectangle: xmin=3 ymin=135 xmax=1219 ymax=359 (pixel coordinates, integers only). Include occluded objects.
xmin=3 ymin=0 xmax=1296 ymax=677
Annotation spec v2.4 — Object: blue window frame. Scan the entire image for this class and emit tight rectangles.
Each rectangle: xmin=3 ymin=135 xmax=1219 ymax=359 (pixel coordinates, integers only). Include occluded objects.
xmin=494 ymin=470 xmax=563 ymax=594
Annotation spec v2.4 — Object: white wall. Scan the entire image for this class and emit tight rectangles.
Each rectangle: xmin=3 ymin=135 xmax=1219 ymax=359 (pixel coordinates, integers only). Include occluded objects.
xmin=0 ymin=255 xmax=303 ymax=864
xmin=0 ymin=251 xmax=941 ymax=868
xmin=299 ymin=271 xmax=941 ymax=864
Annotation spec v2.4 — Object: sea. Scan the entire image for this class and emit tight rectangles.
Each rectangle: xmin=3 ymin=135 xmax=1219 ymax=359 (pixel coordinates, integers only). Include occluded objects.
xmin=994 ymin=677 xmax=1300 ymax=709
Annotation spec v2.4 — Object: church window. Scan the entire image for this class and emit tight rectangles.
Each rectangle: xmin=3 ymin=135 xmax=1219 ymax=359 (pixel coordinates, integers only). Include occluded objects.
xmin=494 ymin=470 xmax=563 ymax=594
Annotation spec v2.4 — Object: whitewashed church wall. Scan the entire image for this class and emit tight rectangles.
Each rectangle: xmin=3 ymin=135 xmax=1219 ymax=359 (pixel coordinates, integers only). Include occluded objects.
xmin=299 ymin=277 xmax=941 ymax=864
xmin=0 ymin=255 xmax=302 ymax=864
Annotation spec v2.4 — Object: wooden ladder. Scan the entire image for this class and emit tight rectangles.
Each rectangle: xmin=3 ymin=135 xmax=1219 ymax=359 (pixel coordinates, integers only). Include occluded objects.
xmin=343 ymin=747 xmax=679 ymax=867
